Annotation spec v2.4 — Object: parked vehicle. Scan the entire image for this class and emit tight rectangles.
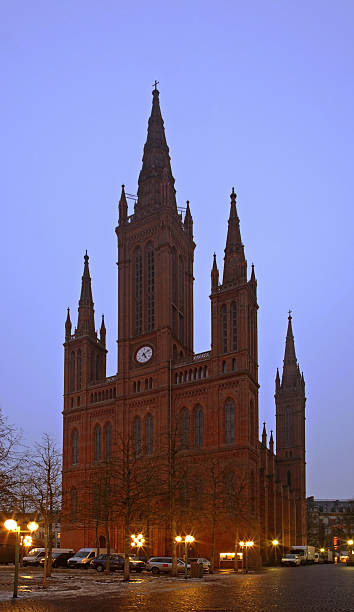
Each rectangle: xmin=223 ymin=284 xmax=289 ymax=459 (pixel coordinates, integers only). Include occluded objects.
xmin=23 ymin=548 xmax=70 ymax=567
xmin=189 ymin=557 xmax=211 ymax=572
xmin=289 ymin=546 xmax=316 ymax=565
xmin=281 ymin=553 xmax=301 ymax=567
xmin=314 ymin=553 xmax=319 ymax=563
xmin=39 ymin=550 xmax=74 ymax=568
xmin=318 ymin=550 xmax=333 ymax=563
xmin=67 ymin=548 xmax=110 ymax=569
xmin=146 ymin=557 xmax=190 ymax=574
xmin=90 ymin=554 xmax=145 ymax=573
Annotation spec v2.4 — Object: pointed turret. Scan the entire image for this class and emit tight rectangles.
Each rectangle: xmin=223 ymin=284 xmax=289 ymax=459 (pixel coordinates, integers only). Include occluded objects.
xmin=100 ymin=314 xmax=106 ymax=347
xmin=211 ymin=253 xmax=219 ymax=292
xmin=135 ymin=87 xmax=177 ymax=216
xmin=222 ymin=188 xmax=247 ymax=285
xmin=118 ymin=184 xmax=128 ymax=224
xmin=275 ymin=367 xmax=280 ymax=392
xmin=281 ymin=312 xmax=301 ymax=388
xmin=77 ymin=251 xmax=96 ymax=337
xmin=184 ymin=200 xmax=193 ymax=239
xmin=65 ymin=307 xmax=72 ymax=342
xmin=262 ymin=422 xmax=267 ymax=446
xmin=269 ymin=430 xmax=274 ymax=454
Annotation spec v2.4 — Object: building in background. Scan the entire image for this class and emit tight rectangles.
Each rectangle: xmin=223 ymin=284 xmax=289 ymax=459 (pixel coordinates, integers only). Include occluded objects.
xmin=307 ymin=497 xmax=354 ymax=552
xmin=61 ymin=88 xmax=307 ymax=565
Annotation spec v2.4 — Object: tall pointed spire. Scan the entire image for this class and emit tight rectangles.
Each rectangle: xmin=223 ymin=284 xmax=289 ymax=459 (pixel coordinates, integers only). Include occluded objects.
xmin=118 ymin=184 xmax=128 ymax=225
xmin=211 ymin=252 xmax=219 ymax=292
xmin=65 ymin=307 xmax=72 ymax=342
xmin=77 ymin=251 xmax=96 ymax=336
xmin=222 ymin=188 xmax=247 ymax=285
xmin=100 ymin=314 xmax=106 ymax=347
xmin=262 ymin=422 xmax=267 ymax=446
xmin=184 ymin=200 xmax=193 ymax=239
xmin=281 ymin=311 xmax=301 ymax=388
xmin=135 ymin=87 xmax=177 ymax=216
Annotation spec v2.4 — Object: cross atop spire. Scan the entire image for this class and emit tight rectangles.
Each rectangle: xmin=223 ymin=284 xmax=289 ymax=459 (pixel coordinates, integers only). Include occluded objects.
xmin=222 ymin=188 xmax=246 ymax=286
xmin=280 ymin=311 xmax=301 ymax=389
xmin=77 ymin=251 xmax=96 ymax=336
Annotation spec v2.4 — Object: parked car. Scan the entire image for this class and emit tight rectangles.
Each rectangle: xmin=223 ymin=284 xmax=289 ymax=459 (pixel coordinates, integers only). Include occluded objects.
xmin=281 ymin=553 xmax=301 ymax=567
xmin=67 ymin=548 xmax=109 ymax=569
xmin=146 ymin=557 xmax=191 ymax=574
xmin=39 ymin=551 xmax=74 ymax=568
xmin=90 ymin=554 xmax=145 ymax=573
xmin=189 ymin=557 xmax=211 ymax=572
xmin=23 ymin=548 xmax=70 ymax=567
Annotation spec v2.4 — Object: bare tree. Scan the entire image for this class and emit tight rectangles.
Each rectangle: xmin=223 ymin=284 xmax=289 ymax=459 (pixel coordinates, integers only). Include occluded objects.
xmin=25 ymin=434 xmax=61 ymax=587
xmin=0 ymin=408 xmax=21 ymax=510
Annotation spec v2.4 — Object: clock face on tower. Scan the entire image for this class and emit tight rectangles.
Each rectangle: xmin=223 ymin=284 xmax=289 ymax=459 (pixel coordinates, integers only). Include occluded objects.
xmin=135 ymin=346 xmax=153 ymax=364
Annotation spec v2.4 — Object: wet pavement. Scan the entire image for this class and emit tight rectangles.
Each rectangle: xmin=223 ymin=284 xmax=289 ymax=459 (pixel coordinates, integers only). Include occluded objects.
xmin=0 ymin=564 xmax=353 ymax=611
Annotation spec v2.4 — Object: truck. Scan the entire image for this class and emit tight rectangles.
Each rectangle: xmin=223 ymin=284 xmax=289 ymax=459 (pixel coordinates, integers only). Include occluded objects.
xmin=319 ymin=550 xmax=333 ymax=563
xmin=289 ymin=546 xmax=316 ymax=565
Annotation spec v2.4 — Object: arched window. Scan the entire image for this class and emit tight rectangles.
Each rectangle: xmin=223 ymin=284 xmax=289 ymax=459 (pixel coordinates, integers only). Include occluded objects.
xmin=77 ymin=349 xmax=82 ymax=390
xmin=225 ymin=471 xmax=235 ymax=512
xmin=71 ymin=429 xmax=79 ymax=465
xmin=146 ymin=244 xmax=154 ymax=332
xmin=134 ymin=247 xmax=142 ymax=335
xmin=94 ymin=425 xmax=102 ymax=461
xmin=194 ymin=405 xmax=203 ymax=448
xmin=71 ymin=488 xmax=78 ymax=520
xmin=231 ymin=301 xmax=237 ymax=351
xmin=104 ymin=423 xmax=112 ymax=461
xmin=133 ymin=416 xmax=142 ymax=456
xmin=70 ymin=351 xmax=75 ymax=392
xmin=180 ymin=408 xmax=190 ymax=449
xmin=225 ymin=398 xmax=235 ymax=444
xmin=96 ymin=355 xmax=100 ymax=381
xmin=221 ymin=304 xmax=227 ymax=353
xmin=145 ymin=414 xmax=153 ymax=455
xmin=287 ymin=470 xmax=291 ymax=488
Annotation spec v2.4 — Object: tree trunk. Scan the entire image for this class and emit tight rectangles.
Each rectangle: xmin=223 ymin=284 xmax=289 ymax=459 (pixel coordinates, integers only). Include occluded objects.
xmin=42 ymin=518 xmax=48 ymax=588
xmin=171 ymin=517 xmax=178 ymax=577
xmin=210 ymin=511 xmax=216 ymax=574
xmin=233 ymin=525 xmax=239 ymax=572
xmin=123 ymin=514 xmax=130 ymax=581
xmin=46 ymin=519 xmax=53 ymax=577
xmin=105 ymin=518 xmax=111 ymax=573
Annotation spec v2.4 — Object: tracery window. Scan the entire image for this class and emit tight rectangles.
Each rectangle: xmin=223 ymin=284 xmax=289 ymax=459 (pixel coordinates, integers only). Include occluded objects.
xmin=145 ymin=414 xmax=153 ymax=455
xmin=133 ymin=416 xmax=142 ymax=456
xmin=146 ymin=244 xmax=154 ymax=332
xmin=194 ymin=405 xmax=203 ymax=448
xmin=104 ymin=423 xmax=112 ymax=461
xmin=221 ymin=304 xmax=227 ymax=353
xmin=180 ymin=408 xmax=190 ymax=449
xmin=77 ymin=349 xmax=82 ymax=391
xmin=225 ymin=398 xmax=235 ymax=444
xmin=71 ymin=429 xmax=79 ymax=465
xmin=94 ymin=425 xmax=102 ymax=461
xmin=70 ymin=351 xmax=75 ymax=392
xmin=134 ymin=247 xmax=142 ymax=335
xmin=231 ymin=301 xmax=237 ymax=351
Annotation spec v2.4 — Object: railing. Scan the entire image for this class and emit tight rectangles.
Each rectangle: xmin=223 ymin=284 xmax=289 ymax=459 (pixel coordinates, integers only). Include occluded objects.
xmin=193 ymin=351 xmax=210 ymax=362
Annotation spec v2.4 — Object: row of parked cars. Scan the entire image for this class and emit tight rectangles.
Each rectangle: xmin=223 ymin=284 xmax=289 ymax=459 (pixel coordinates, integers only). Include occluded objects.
xmin=23 ymin=548 xmax=211 ymax=574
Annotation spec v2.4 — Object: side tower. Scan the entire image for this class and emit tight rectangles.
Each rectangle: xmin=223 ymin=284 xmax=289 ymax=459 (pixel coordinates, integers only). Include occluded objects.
xmin=275 ymin=313 xmax=306 ymax=544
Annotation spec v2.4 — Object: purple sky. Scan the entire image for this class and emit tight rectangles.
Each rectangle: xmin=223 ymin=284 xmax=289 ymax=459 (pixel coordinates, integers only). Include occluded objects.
xmin=1 ymin=1 xmax=354 ymax=499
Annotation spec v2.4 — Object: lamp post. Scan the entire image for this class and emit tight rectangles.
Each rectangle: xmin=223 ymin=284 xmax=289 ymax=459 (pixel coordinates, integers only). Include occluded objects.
xmin=131 ymin=533 xmax=145 ymax=557
xmin=4 ymin=519 xmax=39 ymax=598
xmin=245 ymin=541 xmax=254 ymax=573
xmin=175 ymin=535 xmax=194 ymax=579
xmin=239 ymin=541 xmax=245 ymax=571
xmin=272 ymin=540 xmax=279 ymax=565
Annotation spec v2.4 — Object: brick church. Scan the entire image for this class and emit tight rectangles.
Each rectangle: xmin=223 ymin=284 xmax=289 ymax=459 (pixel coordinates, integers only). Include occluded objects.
xmin=61 ymin=88 xmax=307 ymax=565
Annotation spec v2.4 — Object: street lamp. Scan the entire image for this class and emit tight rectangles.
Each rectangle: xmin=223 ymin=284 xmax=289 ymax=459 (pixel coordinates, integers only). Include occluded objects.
xmin=272 ymin=540 xmax=279 ymax=564
xmin=175 ymin=535 xmax=195 ymax=579
xmin=245 ymin=541 xmax=254 ymax=573
xmin=4 ymin=519 xmax=39 ymax=598
xmin=131 ymin=533 xmax=145 ymax=557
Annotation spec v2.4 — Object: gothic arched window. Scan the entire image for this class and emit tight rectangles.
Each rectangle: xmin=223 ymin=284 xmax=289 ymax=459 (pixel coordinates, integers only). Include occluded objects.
xmin=134 ymin=247 xmax=142 ymax=335
xmin=71 ymin=487 xmax=78 ymax=520
xmin=146 ymin=244 xmax=154 ymax=332
xmin=221 ymin=304 xmax=227 ymax=353
xmin=104 ymin=423 xmax=112 ymax=461
xmin=225 ymin=398 xmax=235 ymax=444
xmin=77 ymin=349 xmax=82 ymax=391
xmin=133 ymin=416 xmax=142 ymax=456
xmin=71 ymin=429 xmax=79 ymax=465
xmin=231 ymin=301 xmax=237 ymax=351
xmin=194 ymin=405 xmax=203 ymax=448
xmin=94 ymin=425 xmax=102 ymax=461
xmin=70 ymin=351 xmax=75 ymax=392
xmin=180 ymin=408 xmax=190 ymax=449
xmin=145 ymin=414 xmax=153 ymax=455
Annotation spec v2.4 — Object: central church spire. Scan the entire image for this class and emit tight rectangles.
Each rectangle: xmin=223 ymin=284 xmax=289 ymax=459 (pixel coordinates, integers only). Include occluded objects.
xmin=135 ymin=88 xmax=177 ymax=217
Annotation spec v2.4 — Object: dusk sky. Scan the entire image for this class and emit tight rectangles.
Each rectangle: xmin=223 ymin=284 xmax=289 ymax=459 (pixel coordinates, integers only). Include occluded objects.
xmin=1 ymin=1 xmax=354 ymax=499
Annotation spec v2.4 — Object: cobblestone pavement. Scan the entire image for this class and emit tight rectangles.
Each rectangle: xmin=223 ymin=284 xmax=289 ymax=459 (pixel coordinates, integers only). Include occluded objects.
xmin=0 ymin=564 xmax=353 ymax=612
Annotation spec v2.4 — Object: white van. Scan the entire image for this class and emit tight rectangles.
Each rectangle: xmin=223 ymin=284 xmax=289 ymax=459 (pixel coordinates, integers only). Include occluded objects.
xmin=23 ymin=548 xmax=72 ymax=567
xmin=67 ymin=548 xmax=110 ymax=569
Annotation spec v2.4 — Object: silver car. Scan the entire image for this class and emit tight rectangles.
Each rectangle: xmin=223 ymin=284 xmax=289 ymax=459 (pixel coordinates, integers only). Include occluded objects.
xmin=146 ymin=556 xmax=190 ymax=574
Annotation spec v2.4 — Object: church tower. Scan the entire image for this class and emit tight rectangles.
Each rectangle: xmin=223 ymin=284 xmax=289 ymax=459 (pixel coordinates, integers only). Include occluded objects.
xmin=275 ymin=313 xmax=306 ymax=544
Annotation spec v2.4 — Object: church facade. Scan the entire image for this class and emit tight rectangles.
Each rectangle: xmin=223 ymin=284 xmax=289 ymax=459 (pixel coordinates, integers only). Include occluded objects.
xmin=61 ymin=89 xmax=307 ymax=566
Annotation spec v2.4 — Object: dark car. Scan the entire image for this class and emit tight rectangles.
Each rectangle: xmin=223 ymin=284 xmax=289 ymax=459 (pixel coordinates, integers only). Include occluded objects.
xmin=90 ymin=554 xmax=145 ymax=573
xmin=39 ymin=552 xmax=73 ymax=568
